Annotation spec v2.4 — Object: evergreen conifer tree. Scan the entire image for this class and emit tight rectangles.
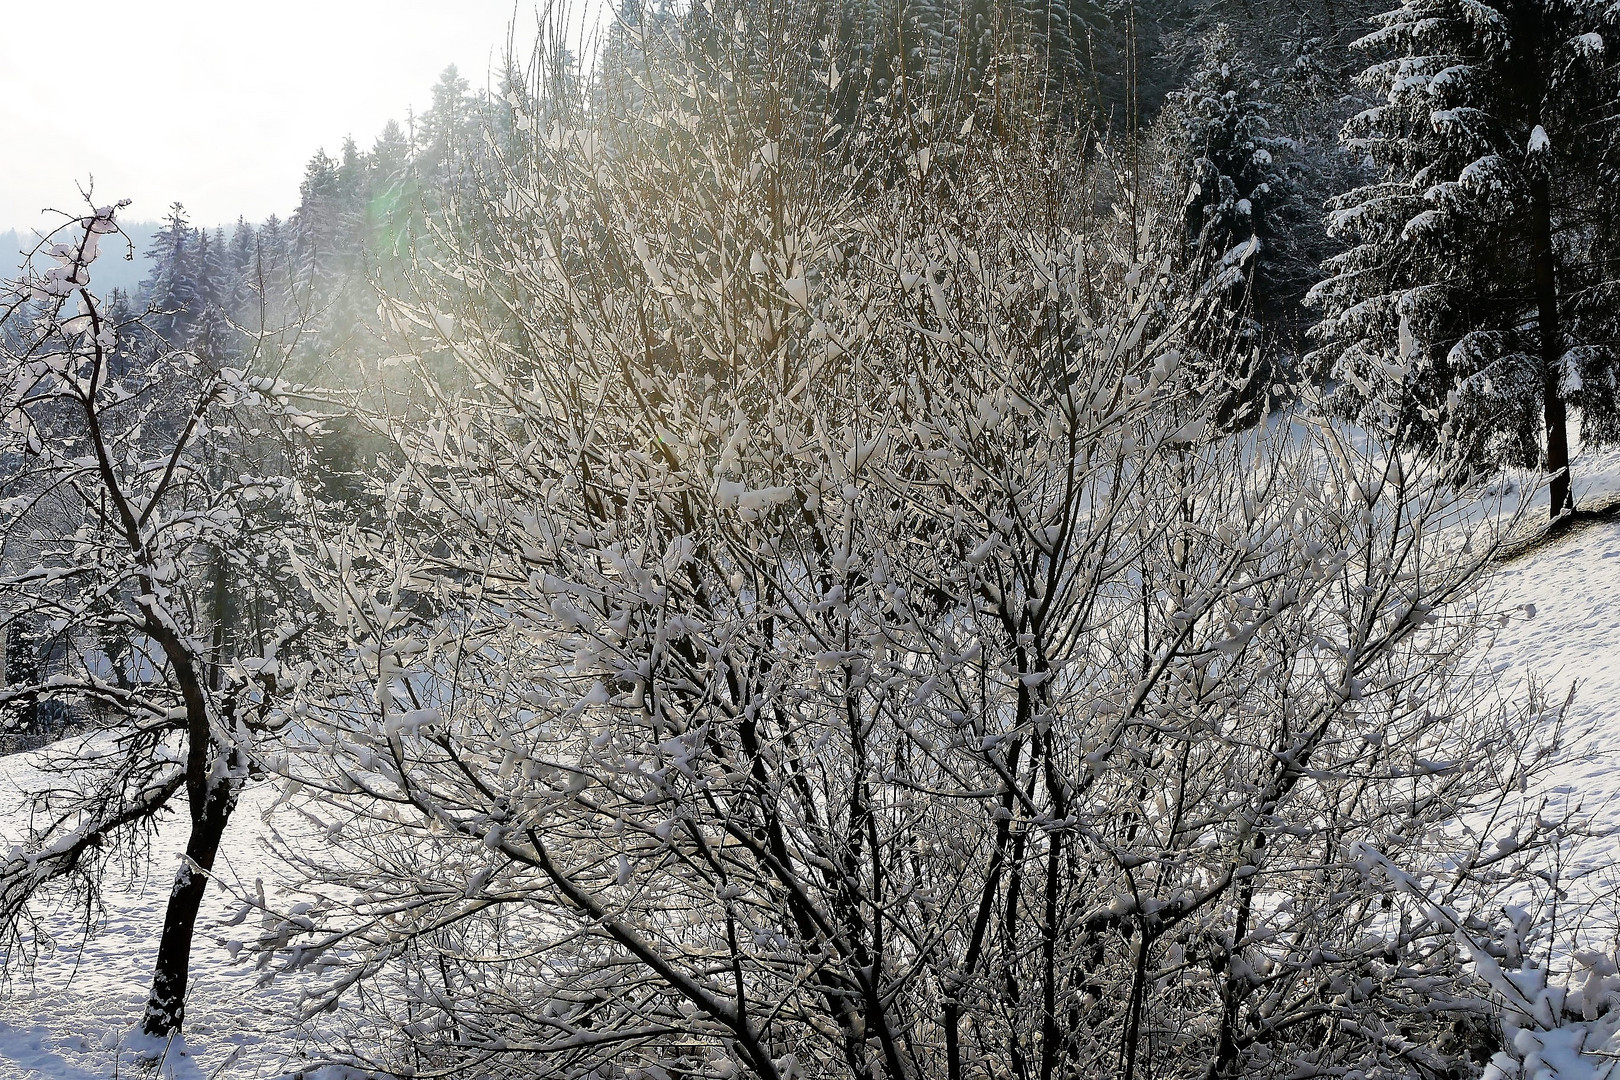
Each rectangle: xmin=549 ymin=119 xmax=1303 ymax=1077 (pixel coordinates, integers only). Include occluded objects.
xmin=293 ymin=148 xmax=343 ymax=302
xmin=197 ymin=226 xmax=232 ymax=314
xmin=142 ymin=203 xmax=200 ymax=345
xmin=249 ymin=214 xmax=294 ymax=342
xmin=1159 ymin=24 xmax=1313 ymax=423
xmin=1164 ymin=25 xmax=1310 ymax=327
xmin=227 ymin=216 xmax=258 ymax=317
xmin=102 ymin=286 xmax=141 ymax=380
xmin=1309 ymin=0 xmax=1620 ymax=517
xmin=417 ymin=66 xmax=476 ymax=201
xmin=367 ymin=120 xmax=412 ymax=193
xmin=366 ymin=119 xmax=416 ymax=257
xmin=333 ymin=137 xmax=369 ymax=270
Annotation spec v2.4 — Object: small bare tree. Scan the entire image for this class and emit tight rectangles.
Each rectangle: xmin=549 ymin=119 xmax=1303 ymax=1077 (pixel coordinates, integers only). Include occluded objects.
xmin=0 ymin=201 xmax=310 ymax=1039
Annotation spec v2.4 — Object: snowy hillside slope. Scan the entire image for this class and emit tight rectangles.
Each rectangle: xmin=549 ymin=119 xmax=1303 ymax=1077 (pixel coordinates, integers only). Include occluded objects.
xmin=4 ymin=454 xmax=1620 ymax=1078
xmin=1482 ymin=446 xmax=1620 ymax=827
xmin=1486 ymin=524 xmax=1620 ymax=849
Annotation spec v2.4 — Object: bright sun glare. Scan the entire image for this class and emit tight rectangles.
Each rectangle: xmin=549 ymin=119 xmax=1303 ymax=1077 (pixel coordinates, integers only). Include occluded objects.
xmin=0 ymin=0 xmax=605 ymax=235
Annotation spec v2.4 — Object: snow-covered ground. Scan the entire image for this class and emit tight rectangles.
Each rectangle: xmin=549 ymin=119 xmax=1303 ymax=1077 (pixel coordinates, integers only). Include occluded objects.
xmin=1479 ymin=445 xmax=1620 ymax=825
xmin=0 ymin=773 xmax=317 ymax=1079
xmin=5 ymin=450 xmax=1620 ymax=1078
xmin=1486 ymin=525 xmax=1620 ymax=849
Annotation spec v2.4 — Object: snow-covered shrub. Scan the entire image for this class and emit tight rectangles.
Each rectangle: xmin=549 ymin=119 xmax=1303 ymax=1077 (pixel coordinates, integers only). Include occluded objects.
xmin=1471 ymin=952 xmax=1620 ymax=1080
xmin=250 ymin=13 xmax=1571 ymax=1080
xmin=1361 ymin=845 xmax=1620 ymax=1080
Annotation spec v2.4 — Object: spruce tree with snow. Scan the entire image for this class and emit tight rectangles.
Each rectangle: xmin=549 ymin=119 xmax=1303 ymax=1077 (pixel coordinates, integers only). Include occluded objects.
xmin=416 ymin=65 xmax=480 ymax=211
xmin=1161 ymin=24 xmax=1312 ymax=420
xmin=101 ymin=285 xmax=141 ymax=379
xmin=292 ymin=148 xmax=345 ymax=304
xmin=1309 ymin=0 xmax=1620 ymax=518
xmin=226 ymin=216 xmax=258 ymax=316
xmin=197 ymin=226 xmax=231 ymax=314
xmin=141 ymin=202 xmax=201 ymax=345
xmin=367 ymin=119 xmax=412 ymax=201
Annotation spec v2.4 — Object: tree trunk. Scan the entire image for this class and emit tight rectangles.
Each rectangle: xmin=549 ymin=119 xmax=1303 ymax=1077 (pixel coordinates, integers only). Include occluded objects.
xmin=1519 ymin=6 xmax=1574 ymax=520
xmin=1530 ymin=174 xmax=1572 ymax=519
xmin=1543 ymin=362 xmax=1573 ymax=519
xmin=1534 ymin=211 xmax=1574 ymax=518
xmin=141 ymin=755 xmax=241 ymax=1037
xmin=143 ymin=549 xmax=243 ymax=1038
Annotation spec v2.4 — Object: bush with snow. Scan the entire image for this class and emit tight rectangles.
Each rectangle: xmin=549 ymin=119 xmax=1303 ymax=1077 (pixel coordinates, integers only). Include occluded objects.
xmin=212 ymin=13 xmax=1609 ymax=1080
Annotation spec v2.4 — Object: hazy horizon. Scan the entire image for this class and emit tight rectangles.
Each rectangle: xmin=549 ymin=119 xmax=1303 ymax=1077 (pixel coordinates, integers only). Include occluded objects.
xmin=1 ymin=0 xmax=606 ymax=237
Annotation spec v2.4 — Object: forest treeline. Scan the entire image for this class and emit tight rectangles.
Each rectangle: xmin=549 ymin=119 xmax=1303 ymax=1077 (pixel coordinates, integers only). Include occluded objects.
xmin=127 ymin=0 xmax=1351 ymax=376
xmin=5 ymin=1 xmax=1620 ymax=1078
xmin=122 ymin=0 xmax=1620 ymax=511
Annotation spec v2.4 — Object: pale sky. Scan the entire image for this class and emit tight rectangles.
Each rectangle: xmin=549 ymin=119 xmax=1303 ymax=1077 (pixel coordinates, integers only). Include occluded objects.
xmin=0 ymin=1 xmax=603 ymax=235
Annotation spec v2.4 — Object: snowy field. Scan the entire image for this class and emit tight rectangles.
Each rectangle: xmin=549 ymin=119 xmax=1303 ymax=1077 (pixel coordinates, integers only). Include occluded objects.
xmin=1483 ymin=479 xmax=1620 ymax=896
xmin=1490 ymin=530 xmax=1620 ymax=827
xmin=0 ymin=774 xmax=318 ymax=1079
xmin=5 ymin=454 xmax=1620 ymax=1078
xmin=1485 ymin=447 xmax=1620 ymax=820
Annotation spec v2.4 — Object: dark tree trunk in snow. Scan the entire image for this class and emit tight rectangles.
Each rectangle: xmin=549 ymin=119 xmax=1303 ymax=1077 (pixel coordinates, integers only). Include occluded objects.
xmin=142 ymin=760 xmax=241 ymax=1037
xmin=1532 ymin=177 xmax=1573 ymax=520
xmin=1516 ymin=2 xmax=1574 ymax=521
xmin=142 ymin=559 xmax=243 ymax=1039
